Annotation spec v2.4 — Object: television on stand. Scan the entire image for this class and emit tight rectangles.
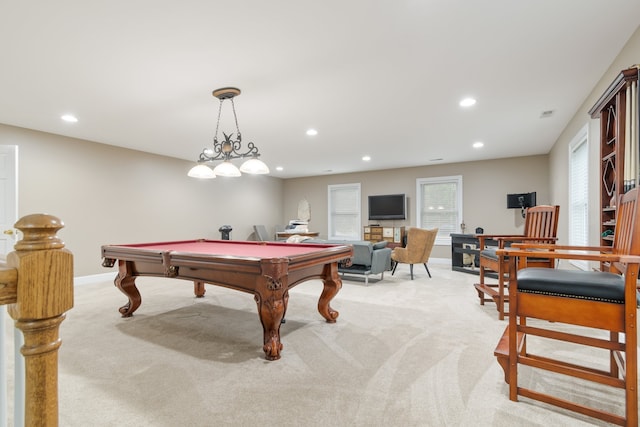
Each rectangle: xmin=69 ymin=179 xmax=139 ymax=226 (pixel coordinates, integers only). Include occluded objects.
xmin=368 ymin=194 xmax=407 ymax=221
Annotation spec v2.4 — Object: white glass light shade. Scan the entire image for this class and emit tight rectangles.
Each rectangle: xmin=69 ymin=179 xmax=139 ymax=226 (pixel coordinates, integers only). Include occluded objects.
xmin=239 ymin=158 xmax=270 ymax=174
xmin=188 ymin=164 xmax=216 ymax=179
xmin=213 ymin=161 xmax=241 ymax=177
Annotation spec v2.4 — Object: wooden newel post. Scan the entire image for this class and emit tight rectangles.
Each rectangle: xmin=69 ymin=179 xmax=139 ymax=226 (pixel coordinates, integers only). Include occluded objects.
xmin=6 ymin=214 xmax=74 ymax=427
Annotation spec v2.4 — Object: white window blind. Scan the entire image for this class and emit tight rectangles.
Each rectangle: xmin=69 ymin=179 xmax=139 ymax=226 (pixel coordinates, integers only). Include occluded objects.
xmin=328 ymin=183 xmax=361 ymax=240
xmin=416 ymin=176 xmax=462 ymax=245
xmin=569 ymin=125 xmax=589 ymax=270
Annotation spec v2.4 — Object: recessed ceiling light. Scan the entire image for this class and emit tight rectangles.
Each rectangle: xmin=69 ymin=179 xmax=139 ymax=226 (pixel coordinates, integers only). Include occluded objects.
xmin=473 ymin=141 xmax=484 ymax=148
xmin=61 ymin=114 xmax=78 ymax=123
xmin=459 ymin=97 xmax=476 ymax=107
xmin=276 ymin=166 xmax=283 ymax=171
xmin=306 ymin=129 xmax=318 ymax=136
xmin=362 ymin=156 xmax=371 ymax=161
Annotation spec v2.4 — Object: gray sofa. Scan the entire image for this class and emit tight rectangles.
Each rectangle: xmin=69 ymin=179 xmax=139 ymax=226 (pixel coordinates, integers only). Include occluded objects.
xmin=305 ymin=239 xmax=392 ymax=284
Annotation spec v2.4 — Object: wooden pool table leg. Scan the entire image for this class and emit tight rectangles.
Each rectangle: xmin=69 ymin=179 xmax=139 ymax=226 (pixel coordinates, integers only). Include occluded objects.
xmin=113 ymin=261 xmax=141 ymax=317
xmin=193 ymin=281 xmax=205 ymax=298
xmin=254 ymin=264 xmax=289 ymax=361
xmin=318 ymin=263 xmax=342 ymax=323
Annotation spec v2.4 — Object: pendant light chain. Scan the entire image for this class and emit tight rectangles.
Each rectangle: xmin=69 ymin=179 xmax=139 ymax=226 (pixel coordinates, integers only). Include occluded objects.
xmin=213 ymin=99 xmax=224 ymax=143
xmin=231 ymin=98 xmax=242 ymax=140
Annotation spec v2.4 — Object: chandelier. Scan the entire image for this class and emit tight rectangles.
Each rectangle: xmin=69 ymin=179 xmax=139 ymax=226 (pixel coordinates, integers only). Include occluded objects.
xmin=188 ymin=87 xmax=269 ymax=178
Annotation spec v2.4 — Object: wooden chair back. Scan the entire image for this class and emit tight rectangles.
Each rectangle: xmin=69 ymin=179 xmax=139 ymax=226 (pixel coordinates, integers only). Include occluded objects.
xmin=611 ymin=187 xmax=640 ymax=259
xmin=522 ymin=204 xmax=560 ymax=242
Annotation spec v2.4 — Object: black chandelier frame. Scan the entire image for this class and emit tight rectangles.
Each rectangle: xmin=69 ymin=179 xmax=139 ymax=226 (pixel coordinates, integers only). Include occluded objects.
xmin=195 ymin=87 xmax=263 ymax=164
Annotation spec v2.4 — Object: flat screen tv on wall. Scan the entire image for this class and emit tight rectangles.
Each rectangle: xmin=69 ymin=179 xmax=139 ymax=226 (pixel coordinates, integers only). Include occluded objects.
xmin=368 ymin=194 xmax=407 ymax=220
xmin=507 ymin=192 xmax=537 ymax=209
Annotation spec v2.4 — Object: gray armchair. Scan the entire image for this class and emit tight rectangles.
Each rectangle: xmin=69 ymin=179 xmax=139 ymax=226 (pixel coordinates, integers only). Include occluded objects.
xmin=304 ymin=239 xmax=392 ymax=285
xmin=253 ymin=225 xmax=270 ymax=241
xmin=338 ymin=241 xmax=392 ymax=285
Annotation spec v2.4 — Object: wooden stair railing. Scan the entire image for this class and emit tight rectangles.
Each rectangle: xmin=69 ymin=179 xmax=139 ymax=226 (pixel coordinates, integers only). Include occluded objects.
xmin=0 ymin=214 xmax=73 ymax=427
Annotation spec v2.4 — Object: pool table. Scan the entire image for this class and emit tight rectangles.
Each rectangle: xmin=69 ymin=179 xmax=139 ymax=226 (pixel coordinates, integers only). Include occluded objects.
xmin=101 ymin=239 xmax=353 ymax=360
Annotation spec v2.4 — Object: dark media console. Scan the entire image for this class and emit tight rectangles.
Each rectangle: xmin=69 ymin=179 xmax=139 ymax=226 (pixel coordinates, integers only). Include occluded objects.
xmin=450 ymin=233 xmax=498 ymax=278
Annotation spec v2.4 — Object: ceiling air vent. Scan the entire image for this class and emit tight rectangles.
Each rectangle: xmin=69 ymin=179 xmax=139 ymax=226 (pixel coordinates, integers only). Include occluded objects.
xmin=540 ymin=110 xmax=555 ymax=118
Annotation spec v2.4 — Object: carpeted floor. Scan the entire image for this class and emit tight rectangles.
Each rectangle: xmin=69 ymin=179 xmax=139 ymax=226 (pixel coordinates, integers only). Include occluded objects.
xmin=3 ymin=262 xmax=636 ymax=426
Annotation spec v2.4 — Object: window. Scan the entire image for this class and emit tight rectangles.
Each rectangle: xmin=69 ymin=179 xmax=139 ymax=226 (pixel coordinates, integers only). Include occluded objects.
xmin=569 ymin=125 xmax=589 ymax=270
xmin=416 ymin=175 xmax=462 ymax=245
xmin=328 ymin=183 xmax=361 ymax=240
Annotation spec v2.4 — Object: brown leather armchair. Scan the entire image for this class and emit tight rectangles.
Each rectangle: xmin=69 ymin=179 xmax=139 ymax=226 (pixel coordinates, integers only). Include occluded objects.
xmin=391 ymin=227 xmax=438 ymax=279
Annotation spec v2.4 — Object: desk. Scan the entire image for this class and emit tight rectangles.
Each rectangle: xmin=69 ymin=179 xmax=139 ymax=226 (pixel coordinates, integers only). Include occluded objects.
xmin=275 ymin=231 xmax=320 ymax=239
xmin=102 ymin=239 xmax=352 ymax=360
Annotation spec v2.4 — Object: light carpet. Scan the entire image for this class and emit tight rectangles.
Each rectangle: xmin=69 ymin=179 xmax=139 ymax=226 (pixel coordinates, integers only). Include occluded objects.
xmin=3 ymin=263 xmax=637 ymax=426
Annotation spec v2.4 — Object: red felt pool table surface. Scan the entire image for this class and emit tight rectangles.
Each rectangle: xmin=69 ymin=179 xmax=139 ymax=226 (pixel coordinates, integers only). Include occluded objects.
xmin=120 ymin=239 xmax=335 ymax=258
xmin=101 ymin=239 xmax=353 ymax=360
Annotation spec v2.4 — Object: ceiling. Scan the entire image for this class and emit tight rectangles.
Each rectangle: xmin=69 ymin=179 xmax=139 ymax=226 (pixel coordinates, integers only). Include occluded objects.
xmin=1 ymin=1 xmax=639 ymax=179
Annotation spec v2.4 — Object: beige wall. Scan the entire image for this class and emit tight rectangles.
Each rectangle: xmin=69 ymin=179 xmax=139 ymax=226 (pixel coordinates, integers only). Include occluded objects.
xmin=3 ymin=26 xmax=637 ymax=275
xmin=282 ymin=155 xmax=549 ymax=259
xmin=548 ymin=25 xmax=640 ymax=246
xmin=1 ymin=124 xmax=284 ymax=276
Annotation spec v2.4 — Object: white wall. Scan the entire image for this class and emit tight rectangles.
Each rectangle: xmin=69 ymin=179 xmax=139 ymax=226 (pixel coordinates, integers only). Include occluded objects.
xmin=0 ymin=124 xmax=284 ymax=276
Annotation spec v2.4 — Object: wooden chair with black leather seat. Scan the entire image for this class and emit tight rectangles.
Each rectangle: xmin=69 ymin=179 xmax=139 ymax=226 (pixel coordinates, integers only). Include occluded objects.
xmin=494 ymin=188 xmax=639 ymax=426
xmin=474 ymin=205 xmax=560 ymax=320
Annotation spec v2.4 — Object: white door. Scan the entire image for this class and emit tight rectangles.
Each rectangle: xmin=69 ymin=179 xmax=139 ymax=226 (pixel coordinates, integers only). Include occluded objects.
xmin=0 ymin=145 xmax=18 ymax=254
xmin=0 ymin=145 xmax=20 ymax=427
